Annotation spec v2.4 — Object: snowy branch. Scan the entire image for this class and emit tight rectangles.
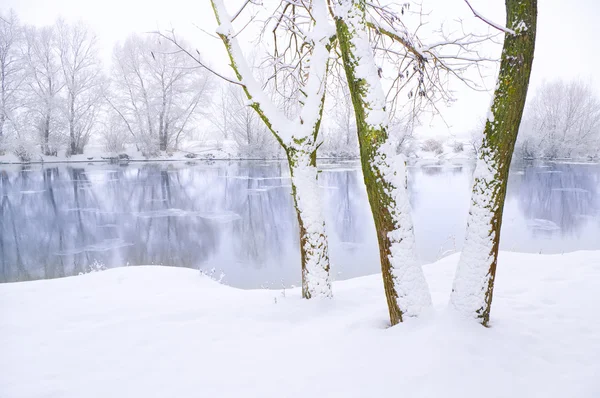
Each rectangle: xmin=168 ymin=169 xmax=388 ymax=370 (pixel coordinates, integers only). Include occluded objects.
xmin=463 ymin=0 xmax=515 ymax=35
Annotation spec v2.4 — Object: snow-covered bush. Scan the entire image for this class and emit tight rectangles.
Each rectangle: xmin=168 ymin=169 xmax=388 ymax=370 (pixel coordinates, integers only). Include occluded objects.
xmin=452 ymin=141 xmax=464 ymax=153
xmin=13 ymin=144 xmax=33 ymax=162
xmin=421 ymin=138 xmax=444 ymax=155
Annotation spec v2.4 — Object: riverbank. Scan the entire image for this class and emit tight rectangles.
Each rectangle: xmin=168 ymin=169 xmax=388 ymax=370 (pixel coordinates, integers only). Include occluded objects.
xmin=1 ymin=251 xmax=599 ymax=397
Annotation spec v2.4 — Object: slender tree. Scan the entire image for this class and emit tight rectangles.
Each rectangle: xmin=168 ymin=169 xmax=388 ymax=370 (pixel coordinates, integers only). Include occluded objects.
xmin=450 ymin=0 xmax=537 ymax=326
xmin=332 ymin=0 xmax=432 ymax=324
xmin=209 ymin=0 xmax=334 ymax=298
xmin=0 ymin=10 xmax=25 ymax=149
xmin=22 ymin=25 xmax=63 ymax=155
xmin=56 ymin=20 xmax=105 ymax=155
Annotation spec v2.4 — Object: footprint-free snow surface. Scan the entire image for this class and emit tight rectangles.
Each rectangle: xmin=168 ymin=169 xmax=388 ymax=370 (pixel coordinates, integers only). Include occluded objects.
xmin=1 ymin=251 xmax=599 ymax=397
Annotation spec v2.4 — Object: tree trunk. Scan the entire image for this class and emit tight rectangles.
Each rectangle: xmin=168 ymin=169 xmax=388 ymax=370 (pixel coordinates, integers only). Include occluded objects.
xmin=450 ymin=0 xmax=537 ymax=326
xmin=1 ymin=66 xmax=6 ymax=144
xmin=0 ymin=113 xmax=5 ymax=142
xmin=43 ymin=111 xmax=51 ymax=156
xmin=69 ymin=92 xmax=77 ymax=155
xmin=286 ymin=141 xmax=332 ymax=299
xmin=334 ymin=0 xmax=431 ymax=325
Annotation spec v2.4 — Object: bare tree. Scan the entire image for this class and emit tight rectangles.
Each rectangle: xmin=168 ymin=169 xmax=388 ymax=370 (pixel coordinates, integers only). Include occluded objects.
xmin=0 ymin=10 xmax=25 ymax=151
xmin=451 ymin=0 xmax=537 ymax=326
xmin=214 ymin=83 xmax=278 ymax=158
xmin=517 ymin=79 xmax=600 ymax=159
xmin=56 ymin=20 xmax=105 ymax=155
xmin=109 ymin=34 xmax=211 ymax=154
xmin=22 ymin=24 xmax=64 ymax=155
xmin=333 ymin=0 xmax=501 ymax=324
xmin=333 ymin=0 xmax=432 ymax=324
xmin=208 ymin=0 xmax=334 ymax=298
xmin=321 ymin=76 xmax=358 ymax=156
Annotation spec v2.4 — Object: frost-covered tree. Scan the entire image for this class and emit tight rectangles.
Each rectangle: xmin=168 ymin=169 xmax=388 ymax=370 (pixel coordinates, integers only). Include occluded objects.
xmin=22 ymin=24 xmax=64 ymax=155
xmin=210 ymin=83 xmax=279 ymax=158
xmin=209 ymin=0 xmax=334 ymax=298
xmin=0 ymin=10 xmax=25 ymax=152
xmin=517 ymin=79 xmax=600 ymax=159
xmin=109 ymin=35 xmax=211 ymax=154
xmin=333 ymin=0 xmax=500 ymax=324
xmin=321 ymin=78 xmax=358 ymax=157
xmin=333 ymin=0 xmax=432 ymax=324
xmin=56 ymin=20 xmax=105 ymax=155
xmin=451 ymin=0 xmax=537 ymax=326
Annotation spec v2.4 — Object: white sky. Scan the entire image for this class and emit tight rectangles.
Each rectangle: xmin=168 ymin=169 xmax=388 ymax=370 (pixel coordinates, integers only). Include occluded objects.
xmin=4 ymin=0 xmax=600 ymax=139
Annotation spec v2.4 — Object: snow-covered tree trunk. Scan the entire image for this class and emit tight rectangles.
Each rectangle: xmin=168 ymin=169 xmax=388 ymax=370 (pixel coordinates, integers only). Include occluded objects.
xmin=211 ymin=0 xmax=332 ymax=298
xmin=450 ymin=0 xmax=537 ymax=326
xmin=286 ymin=140 xmax=331 ymax=298
xmin=333 ymin=0 xmax=431 ymax=324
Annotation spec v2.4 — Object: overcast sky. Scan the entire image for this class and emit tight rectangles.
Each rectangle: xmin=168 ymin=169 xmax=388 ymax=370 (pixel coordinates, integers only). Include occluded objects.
xmin=4 ymin=0 xmax=599 ymax=139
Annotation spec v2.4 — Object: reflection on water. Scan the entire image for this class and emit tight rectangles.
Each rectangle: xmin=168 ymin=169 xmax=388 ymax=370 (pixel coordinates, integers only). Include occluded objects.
xmin=1 ymin=160 xmax=599 ymax=287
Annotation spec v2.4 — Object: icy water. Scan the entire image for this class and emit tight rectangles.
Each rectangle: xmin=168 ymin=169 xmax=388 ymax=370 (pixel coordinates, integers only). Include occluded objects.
xmin=1 ymin=160 xmax=599 ymax=287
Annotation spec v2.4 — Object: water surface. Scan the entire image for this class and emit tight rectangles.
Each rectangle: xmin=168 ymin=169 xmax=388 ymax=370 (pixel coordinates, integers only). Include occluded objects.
xmin=1 ymin=160 xmax=598 ymax=287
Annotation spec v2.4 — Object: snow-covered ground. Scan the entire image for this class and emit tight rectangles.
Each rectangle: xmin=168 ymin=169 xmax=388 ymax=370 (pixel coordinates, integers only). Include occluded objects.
xmin=1 ymin=251 xmax=599 ymax=398
xmin=0 ymin=141 xmax=250 ymax=164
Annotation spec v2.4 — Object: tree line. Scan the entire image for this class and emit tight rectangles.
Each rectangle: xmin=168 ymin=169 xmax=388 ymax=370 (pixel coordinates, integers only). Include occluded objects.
xmin=0 ymin=11 xmax=213 ymax=160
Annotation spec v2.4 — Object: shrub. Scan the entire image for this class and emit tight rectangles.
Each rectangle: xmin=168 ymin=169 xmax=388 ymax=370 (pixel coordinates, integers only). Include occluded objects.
xmin=452 ymin=141 xmax=464 ymax=153
xmin=422 ymin=138 xmax=444 ymax=155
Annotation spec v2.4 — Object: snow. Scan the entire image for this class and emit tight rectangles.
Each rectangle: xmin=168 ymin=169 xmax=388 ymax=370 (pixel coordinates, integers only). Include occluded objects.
xmin=1 ymin=251 xmax=599 ymax=398
xmin=212 ymin=0 xmax=332 ymax=147
xmin=464 ymin=0 xmax=516 ymax=35
xmin=211 ymin=0 xmax=334 ymax=297
xmin=450 ymin=145 xmax=499 ymax=318
xmin=375 ymin=142 xmax=432 ymax=316
xmin=289 ymin=149 xmax=332 ymax=298
xmin=334 ymin=1 xmax=388 ymax=129
xmin=333 ymin=1 xmax=431 ymax=316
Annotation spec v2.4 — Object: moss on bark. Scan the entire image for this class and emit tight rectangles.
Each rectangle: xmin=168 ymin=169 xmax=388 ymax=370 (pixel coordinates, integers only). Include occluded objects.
xmin=465 ymin=0 xmax=537 ymax=326
xmin=334 ymin=0 xmax=406 ymax=325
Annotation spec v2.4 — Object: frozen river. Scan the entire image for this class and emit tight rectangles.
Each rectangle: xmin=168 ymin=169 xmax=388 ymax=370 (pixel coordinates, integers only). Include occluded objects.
xmin=1 ymin=159 xmax=599 ymax=287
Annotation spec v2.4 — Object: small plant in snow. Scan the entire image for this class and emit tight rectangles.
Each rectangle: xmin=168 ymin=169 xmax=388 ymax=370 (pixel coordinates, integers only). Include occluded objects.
xmin=78 ymin=260 xmax=107 ymax=275
xmin=200 ymin=267 xmax=225 ymax=283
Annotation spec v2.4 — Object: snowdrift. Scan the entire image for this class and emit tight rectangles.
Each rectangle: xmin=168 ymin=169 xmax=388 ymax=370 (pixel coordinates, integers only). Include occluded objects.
xmin=1 ymin=251 xmax=599 ymax=397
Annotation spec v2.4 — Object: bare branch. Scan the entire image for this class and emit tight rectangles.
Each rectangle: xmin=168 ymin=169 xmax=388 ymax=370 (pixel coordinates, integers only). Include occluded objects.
xmin=463 ymin=0 xmax=515 ymax=35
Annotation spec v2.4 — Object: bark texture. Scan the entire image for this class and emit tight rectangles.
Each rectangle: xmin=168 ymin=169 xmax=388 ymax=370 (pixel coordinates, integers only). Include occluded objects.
xmin=286 ymin=140 xmax=332 ymax=299
xmin=334 ymin=0 xmax=431 ymax=325
xmin=211 ymin=0 xmax=332 ymax=298
xmin=450 ymin=0 xmax=537 ymax=326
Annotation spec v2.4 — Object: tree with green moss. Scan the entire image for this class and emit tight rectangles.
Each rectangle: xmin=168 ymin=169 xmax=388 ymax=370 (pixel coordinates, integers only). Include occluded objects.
xmin=208 ymin=0 xmax=335 ymax=298
xmin=332 ymin=0 xmax=433 ymax=325
xmin=451 ymin=0 xmax=538 ymax=326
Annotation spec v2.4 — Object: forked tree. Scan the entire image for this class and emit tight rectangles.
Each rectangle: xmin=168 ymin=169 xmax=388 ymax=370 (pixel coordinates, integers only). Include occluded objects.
xmin=331 ymin=0 xmax=494 ymax=325
xmin=450 ymin=0 xmax=537 ymax=326
xmin=208 ymin=0 xmax=334 ymax=298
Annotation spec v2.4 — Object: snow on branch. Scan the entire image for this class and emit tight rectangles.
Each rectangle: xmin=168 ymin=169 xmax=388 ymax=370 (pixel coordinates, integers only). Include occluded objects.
xmin=211 ymin=0 xmax=333 ymax=145
xmin=463 ymin=0 xmax=515 ymax=35
xmin=212 ymin=0 xmax=288 ymax=142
